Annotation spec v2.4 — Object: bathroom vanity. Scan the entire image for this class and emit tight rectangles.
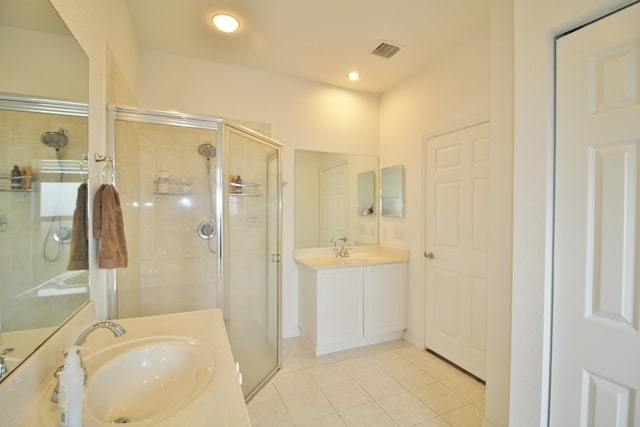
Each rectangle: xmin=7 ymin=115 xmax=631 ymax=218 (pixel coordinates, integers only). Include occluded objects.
xmin=296 ymin=246 xmax=408 ymax=355
xmin=1 ymin=303 xmax=250 ymax=426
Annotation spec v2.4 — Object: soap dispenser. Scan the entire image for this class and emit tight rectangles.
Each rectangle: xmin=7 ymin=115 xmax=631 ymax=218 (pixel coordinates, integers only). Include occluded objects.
xmin=58 ymin=346 xmax=84 ymax=427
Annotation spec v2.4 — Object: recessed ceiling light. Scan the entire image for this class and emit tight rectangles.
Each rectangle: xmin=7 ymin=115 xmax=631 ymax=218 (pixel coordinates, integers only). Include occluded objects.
xmin=212 ymin=14 xmax=239 ymax=33
xmin=347 ymin=72 xmax=360 ymax=81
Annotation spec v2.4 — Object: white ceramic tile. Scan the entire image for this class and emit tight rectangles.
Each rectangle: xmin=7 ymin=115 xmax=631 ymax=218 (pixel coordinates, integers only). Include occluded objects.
xmin=416 ymin=357 xmax=464 ymax=381
xmin=411 ymin=383 xmax=468 ymax=415
xmin=339 ymin=402 xmax=397 ymax=427
xmin=413 ymin=416 xmax=454 ymax=427
xmin=320 ymin=379 xmax=373 ymax=411
xmin=394 ymin=345 xmax=434 ymax=364
xmin=371 ymin=350 xmax=412 ymax=371
xmin=354 ymin=371 xmax=405 ymax=400
xmin=339 ymin=356 xmax=383 ymax=379
xmin=280 ymin=387 xmax=335 ymax=424
xmin=295 ymin=413 xmax=347 ymax=427
xmin=273 ymin=370 xmax=318 ymax=396
xmin=307 ymin=363 xmax=352 ymax=386
xmin=386 ymin=363 xmax=438 ymax=390
xmin=440 ymin=404 xmax=484 ymax=427
xmin=377 ymin=391 xmax=438 ymax=427
xmin=441 ymin=375 xmax=485 ymax=402
xmin=250 ymin=383 xmax=279 ymax=403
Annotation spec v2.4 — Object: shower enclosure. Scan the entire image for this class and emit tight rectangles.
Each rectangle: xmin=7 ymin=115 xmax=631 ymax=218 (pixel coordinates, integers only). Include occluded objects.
xmin=108 ymin=106 xmax=281 ymax=399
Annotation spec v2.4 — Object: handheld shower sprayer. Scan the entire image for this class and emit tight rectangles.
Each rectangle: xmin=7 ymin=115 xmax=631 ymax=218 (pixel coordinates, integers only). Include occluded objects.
xmin=198 ymin=143 xmax=217 ymax=160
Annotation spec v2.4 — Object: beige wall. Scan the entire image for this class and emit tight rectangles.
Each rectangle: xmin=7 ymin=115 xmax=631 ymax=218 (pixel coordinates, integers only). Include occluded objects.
xmin=0 ymin=25 xmax=88 ymax=100
xmin=379 ymin=29 xmax=490 ymax=348
xmin=511 ymin=0 xmax=633 ymax=425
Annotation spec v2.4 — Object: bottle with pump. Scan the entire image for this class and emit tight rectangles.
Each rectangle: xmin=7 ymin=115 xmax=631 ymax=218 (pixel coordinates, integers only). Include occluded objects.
xmin=58 ymin=346 xmax=84 ymax=427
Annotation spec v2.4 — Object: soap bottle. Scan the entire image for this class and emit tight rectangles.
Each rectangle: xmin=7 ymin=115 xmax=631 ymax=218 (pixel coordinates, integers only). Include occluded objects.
xmin=58 ymin=346 xmax=84 ymax=427
xmin=10 ymin=165 xmax=21 ymax=190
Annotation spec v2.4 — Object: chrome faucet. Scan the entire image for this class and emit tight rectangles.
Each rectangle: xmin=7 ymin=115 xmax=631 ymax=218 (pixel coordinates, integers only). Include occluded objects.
xmin=51 ymin=321 xmax=126 ymax=403
xmin=72 ymin=321 xmax=126 ymax=347
xmin=331 ymin=237 xmax=350 ymax=258
xmin=0 ymin=348 xmax=14 ymax=378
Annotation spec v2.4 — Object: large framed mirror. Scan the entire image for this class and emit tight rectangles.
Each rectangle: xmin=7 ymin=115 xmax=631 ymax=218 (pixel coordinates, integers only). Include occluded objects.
xmin=295 ymin=150 xmax=378 ymax=249
xmin=0 ymin=0 xmax=89 ymax=380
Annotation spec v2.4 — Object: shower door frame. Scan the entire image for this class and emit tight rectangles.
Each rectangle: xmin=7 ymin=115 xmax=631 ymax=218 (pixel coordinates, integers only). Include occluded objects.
xmin=107 ymin=106 xmax=283 ymax=399
xmin=219 ymin=122 xmax=283 ymax=399
xmin=107 ymin=105 xmax=224 ymax=320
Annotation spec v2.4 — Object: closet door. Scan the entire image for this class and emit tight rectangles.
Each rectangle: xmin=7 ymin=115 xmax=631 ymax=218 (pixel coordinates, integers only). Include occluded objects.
xmin=552 ymin=3 xmax=640 ymax=424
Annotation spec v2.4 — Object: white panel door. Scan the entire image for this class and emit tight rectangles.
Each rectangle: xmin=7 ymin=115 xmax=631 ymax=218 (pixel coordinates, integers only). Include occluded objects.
xmin=424 ymin=122 xmax=489 ymax=380
xmin=552 ymin=3 xmax=640 ymax=425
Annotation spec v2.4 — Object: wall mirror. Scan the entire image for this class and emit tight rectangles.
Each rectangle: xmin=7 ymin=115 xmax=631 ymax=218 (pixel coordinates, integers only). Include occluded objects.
xmin=380 ymin=165 xmax=404 ymax=217
xmin=357 ymin=171 xmax=376 ymax=216
xmin=0 ymin=0 xmax=89 ymax=380
xmin=295 ymin=150 xmax=378 ymax=248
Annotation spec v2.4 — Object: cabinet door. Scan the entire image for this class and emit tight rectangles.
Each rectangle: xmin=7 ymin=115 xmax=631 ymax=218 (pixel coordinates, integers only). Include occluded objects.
xmin=364 ymin=263 xmax=407 ymax=336
xmin=317 ymin=268 xmax=363 ymax=345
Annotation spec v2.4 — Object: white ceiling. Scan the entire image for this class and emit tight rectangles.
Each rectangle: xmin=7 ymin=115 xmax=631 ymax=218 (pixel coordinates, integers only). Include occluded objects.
xmin=126 ymin=0 xmax=490 ymax=94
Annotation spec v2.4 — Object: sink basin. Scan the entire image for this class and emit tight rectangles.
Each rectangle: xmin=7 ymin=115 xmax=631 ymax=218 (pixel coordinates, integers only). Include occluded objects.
xmin=84 ymin=337 xmax=214 ymax=424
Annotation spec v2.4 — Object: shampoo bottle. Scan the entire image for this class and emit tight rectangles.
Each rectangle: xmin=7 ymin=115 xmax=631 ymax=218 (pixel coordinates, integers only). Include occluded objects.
xmin=58 ymin=346 xmax=84 ymax=427
xmin=157 ymin=169 xmax=169 ymax=193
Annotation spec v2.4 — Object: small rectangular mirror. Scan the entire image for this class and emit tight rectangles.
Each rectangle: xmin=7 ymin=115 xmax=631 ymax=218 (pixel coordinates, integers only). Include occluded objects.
xmin=380 ymin=165 xmax=404 ymax=217
xmin=357 ymin=171 xmax=375 ymax=216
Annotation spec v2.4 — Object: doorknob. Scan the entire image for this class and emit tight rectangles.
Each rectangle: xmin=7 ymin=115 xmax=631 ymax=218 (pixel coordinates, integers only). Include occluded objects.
xmin=424 ymin=251 xmax=435 ymax=259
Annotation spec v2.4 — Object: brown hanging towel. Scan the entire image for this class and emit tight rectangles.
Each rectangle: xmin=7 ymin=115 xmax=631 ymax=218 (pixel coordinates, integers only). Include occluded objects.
xmin=67 ymin=182 xmax=88 ymax=270
xmin=93 ymin=184 xmax=128 ymax=268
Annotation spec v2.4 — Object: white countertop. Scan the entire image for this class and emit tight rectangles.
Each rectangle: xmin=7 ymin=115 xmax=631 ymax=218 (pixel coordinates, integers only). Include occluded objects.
xmin=295 ymin=245 xmax=409 ymax=269
xmin=10 ymin=309 xmax=250 ymax=427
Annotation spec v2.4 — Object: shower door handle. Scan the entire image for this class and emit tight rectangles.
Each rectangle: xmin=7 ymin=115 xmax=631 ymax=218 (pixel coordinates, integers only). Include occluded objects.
xmin=272 ymin=253 xmax=281 ymax=263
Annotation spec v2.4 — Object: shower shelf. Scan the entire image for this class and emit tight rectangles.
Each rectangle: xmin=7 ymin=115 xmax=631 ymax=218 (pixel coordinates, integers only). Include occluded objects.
xmin=228 ymin=182 xmax=260 ymax=197
xmin=153 ymin=178 xmax=192 ymax=195
xmin=0 ymin=174 xmax=33 ymax=192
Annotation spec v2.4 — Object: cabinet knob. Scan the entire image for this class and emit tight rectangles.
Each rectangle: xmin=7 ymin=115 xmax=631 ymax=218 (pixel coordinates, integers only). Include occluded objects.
xmin=424 ymin=251 xmax=435 ymax=259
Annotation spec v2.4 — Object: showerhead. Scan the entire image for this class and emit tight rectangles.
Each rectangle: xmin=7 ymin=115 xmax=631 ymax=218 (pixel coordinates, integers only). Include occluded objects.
xmin=198 ymin=142 xmax=217 ymax=160
xmin=41 ymin=128 xmax=69 ymax=151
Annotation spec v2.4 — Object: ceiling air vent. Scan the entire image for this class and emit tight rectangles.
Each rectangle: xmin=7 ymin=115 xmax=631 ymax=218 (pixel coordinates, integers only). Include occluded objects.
xmin=370 ymin=41 xmax=401 ymax=59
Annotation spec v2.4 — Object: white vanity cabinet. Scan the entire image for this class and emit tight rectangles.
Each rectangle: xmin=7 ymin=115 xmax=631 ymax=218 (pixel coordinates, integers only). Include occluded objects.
xmin=298 ymin=262 xmax=407 ymax=355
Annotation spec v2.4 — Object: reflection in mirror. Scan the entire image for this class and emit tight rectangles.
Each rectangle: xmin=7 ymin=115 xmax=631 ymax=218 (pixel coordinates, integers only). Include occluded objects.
xmin=295 ymin=150 xmax=378 ymax=249
xmin=380 ymin=165 xmax=404 ymax=217
xmin=0 ymin=0 xmax=88 ymax=381
xmin=357 ymin=171 xmax=375 ymax=216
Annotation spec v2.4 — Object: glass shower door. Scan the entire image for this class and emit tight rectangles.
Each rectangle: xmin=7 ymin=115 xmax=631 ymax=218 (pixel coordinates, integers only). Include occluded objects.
xmin=221 ymin=123 xmax=281 ymax=399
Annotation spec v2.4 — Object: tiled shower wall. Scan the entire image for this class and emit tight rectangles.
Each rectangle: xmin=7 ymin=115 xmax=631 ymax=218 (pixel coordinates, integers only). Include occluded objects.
xmin=115 ymin=121 xmax=219 ymax=318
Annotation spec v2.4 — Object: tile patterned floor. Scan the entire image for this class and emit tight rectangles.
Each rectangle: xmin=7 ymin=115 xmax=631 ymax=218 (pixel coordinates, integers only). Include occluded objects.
xmin=247 ymin=338 xmax=485 ymax=427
